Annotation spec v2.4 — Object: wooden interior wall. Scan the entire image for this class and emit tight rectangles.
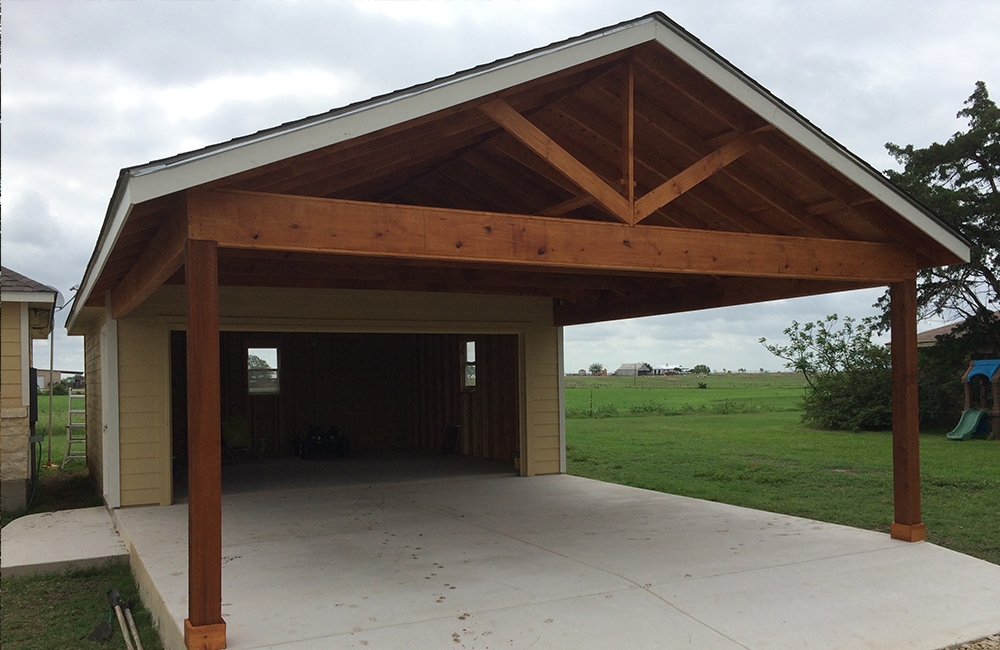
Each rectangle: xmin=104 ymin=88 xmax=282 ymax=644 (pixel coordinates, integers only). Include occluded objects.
xmin=171 ymin=332 xmax=519 ymax=462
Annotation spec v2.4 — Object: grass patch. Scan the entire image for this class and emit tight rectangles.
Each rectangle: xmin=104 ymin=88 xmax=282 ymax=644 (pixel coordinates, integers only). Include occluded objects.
xmin=0 ymin=564 xmax=163 ymax=650
xmin=2 ymin=395 xmax=163 ymax=649
xmin=567 ymin=405 xmax=1000 ymax=565
xmin=565 ymin=373 xmax=806 ymax=418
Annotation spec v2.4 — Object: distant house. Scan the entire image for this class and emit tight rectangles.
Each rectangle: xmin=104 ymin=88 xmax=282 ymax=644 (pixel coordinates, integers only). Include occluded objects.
xmin=36 ymin=369 xmax=86 ymax=389
xmin=916 ymin=312 xmax=999 ymax=348
xmin=1 ymin=266 xmax=59 ymax=512
xmin=615 ymin=362 xmax=652 ymax=377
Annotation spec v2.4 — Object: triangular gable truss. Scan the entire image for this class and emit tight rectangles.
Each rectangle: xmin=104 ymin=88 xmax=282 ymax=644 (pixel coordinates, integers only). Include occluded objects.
xmin=69 ymin=13 xmax=967 ymax=332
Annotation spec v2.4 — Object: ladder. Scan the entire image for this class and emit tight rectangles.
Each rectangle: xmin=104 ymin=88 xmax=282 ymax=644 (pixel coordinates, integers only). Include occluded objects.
xmin=61 ymin=392 xmax=87 ymax=469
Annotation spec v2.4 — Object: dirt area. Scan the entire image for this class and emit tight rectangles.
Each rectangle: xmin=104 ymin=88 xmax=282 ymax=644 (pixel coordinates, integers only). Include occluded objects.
xmin=946 ymin=634 xmax=1000 ymax=650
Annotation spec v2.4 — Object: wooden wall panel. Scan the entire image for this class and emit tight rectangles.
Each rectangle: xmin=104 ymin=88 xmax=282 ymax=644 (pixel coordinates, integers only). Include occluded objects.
xmin=195 ymin=332 xmax=518 ymax=460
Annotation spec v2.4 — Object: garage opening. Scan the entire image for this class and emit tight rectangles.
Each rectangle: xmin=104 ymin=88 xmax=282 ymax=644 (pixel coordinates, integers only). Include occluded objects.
xmin=170 ymin=331 xmax=520 ymax=500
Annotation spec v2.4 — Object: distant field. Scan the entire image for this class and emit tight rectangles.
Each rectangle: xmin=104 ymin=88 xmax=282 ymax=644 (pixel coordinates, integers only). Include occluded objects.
xmin=564 ymin=373 xmax=807 ymax=417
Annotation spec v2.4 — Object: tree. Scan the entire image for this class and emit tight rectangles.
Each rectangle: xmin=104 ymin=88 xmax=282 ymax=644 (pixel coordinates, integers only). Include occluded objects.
xmin=881 ymin=81 xmax=1000 ymax=326
xmin=761 ymin=314 xmax=892 ymax=430
xmin=691 ymin=364 xmax=711 ymax=375
xmin=588 ymin=362 xmax=604 ymax=376
xmin=248 ymin=354 xmax=271 ymax=369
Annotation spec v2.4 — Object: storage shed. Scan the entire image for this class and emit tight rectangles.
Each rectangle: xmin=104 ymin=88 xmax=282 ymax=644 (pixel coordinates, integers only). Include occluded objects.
xmin=65 ymin=13 xmax=969 ymax=649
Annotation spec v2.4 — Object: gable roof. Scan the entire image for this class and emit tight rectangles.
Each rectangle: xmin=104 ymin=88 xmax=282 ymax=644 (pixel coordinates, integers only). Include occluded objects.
xmin=68 ymin=12 xmax=970 ymax=331
xmin=1 ymin=266 xmax=59 ymax=303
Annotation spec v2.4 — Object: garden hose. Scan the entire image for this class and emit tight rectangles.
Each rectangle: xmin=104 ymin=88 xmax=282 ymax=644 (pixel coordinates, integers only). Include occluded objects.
xmin=22 ymin=436 xmax=43 ymax=514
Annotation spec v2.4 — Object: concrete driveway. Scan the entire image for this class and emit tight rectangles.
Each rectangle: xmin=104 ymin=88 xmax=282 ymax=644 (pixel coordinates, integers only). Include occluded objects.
xmin=112 ymin=457 xmax=1000 ymax=650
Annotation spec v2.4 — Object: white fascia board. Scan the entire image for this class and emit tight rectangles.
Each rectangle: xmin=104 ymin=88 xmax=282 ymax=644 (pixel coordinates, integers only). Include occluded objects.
xmin=650 ymin=22 xmax=970 ymax=264
xmin=1 ymin=291 xmax=58 ymax=304
xmin=128 ymin=20 xmax=659 ymax=204
xmin=66 ymin=183 xmax=133 ymax=332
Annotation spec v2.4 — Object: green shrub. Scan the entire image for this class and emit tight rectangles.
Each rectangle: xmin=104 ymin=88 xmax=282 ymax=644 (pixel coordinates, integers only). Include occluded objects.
xmin=50 ymin=383 xmax=69 ymax=396
xmin=801 ymin=347 xmax=892 ymax=431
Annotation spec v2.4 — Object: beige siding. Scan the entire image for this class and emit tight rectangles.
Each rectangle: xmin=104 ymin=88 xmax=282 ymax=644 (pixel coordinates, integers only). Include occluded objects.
xmin=1 ymin=304 xmax=24 ymax=409
xmin=84 ymin=322 xmax=104 ymax=494
xmin=523 ymin=324 xmax=561 ymax=476
xmin=117 ymin=319 xmax=171 ymax=506
xmin=1 ymin=303 xmax=30 ymax=507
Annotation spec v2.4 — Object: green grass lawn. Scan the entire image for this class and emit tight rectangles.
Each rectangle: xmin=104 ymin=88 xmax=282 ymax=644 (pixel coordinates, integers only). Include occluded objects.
xmin=0 ymin=564 xmax=164 ymax=650
xmin=566 ymin=375 xmax=1000 ymax=565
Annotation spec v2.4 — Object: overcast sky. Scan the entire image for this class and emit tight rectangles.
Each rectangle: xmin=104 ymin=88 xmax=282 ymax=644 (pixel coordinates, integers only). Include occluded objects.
xmin=3 ymin=0 xmax=998 ymax=374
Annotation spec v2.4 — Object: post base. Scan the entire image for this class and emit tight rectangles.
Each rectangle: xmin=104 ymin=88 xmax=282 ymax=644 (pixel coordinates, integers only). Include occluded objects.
xmin=890 ymin=522 xmax=927 ymax=542
xmin=185 ymin=619 xmax=227 ymax=650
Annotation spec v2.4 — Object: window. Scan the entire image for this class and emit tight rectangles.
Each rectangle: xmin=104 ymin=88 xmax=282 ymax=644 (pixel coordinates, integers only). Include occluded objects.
xmin=462 ymin=340 xmax=476 ymax=391
xmin=248 ymin=347 xmax=280 ymax=394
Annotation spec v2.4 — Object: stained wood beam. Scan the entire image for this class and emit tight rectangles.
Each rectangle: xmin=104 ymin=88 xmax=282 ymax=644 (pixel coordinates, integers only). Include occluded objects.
xmin=890 ymin=277 xmax=926 ymax=542
xmin=188 ymin=189 xmax=918 ymax=283
xmin=634 ymin=131 xmax=763 ymax=223
xmin=478 ymin=98 xmax=632 ymax=223
xmin=110 ymin=204 xmax=187 ymax=319
xmin=554 ymin=277 xmax=873 ymax=326
xmin=185 ymin=238 xmax=226 ymax=649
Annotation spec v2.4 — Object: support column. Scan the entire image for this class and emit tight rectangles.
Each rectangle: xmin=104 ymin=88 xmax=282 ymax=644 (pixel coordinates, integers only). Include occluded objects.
xmin=889 ymin=278 xmax=925 ymax=542
xmin=185 ymin=239 xmax=227 ymax=649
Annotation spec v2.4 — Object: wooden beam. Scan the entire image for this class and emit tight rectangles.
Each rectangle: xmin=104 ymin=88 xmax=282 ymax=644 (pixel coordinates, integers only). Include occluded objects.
xmin=622 ymin=57 xmax=635 ymax=225
xmin=889 ymin=277 xmax=926 ymax=542
xmin=185 ymin=238 xmax=227 ymax=649
xmin=188 ymin=189 xmax=918 ymax=284
xmin=634 ymin=132 xmax=761 ymax=223
xmin=554 ymin=277 xmax=873 ymax=326
xmin=110 ymin=204 xmax=187 ymax=319
xmin=539 ymin=194 xmax=596 ymax=217
xmin=478 ymin=98 xmax=632 ymax=223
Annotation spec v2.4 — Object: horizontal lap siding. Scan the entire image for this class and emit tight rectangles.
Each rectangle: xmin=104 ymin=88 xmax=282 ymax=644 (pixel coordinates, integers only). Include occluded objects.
xmin=525 ymin=325 xmax=560 ymax=476
xmin=117 ymin=320 xmax=170 ymax=506
xmin=1 ymin=305 xmax=23 ymax=409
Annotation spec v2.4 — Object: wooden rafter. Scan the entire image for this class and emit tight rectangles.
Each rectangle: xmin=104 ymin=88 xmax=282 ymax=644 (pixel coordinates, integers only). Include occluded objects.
xmin=634 ymin=130 xmax=766 ymax=223
xmin=187 ymin=189 xmax=917 ymax=283
xmin=110 ymin=203 xmax=188 ymax=319
xmin=478 ymin=98 xmax=632 ymax=223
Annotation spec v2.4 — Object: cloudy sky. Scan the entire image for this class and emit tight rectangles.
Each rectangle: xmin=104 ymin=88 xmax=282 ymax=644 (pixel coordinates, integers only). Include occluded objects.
xmin=4 ymin=0 xmax=998 ymax=374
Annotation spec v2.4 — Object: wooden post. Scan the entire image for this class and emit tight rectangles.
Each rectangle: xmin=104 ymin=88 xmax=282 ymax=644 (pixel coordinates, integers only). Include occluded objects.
xmin=621 ymin=56 xmax=635 ymax=226
xmin=889 ymin=278 xmax=926 ymax=542
xmin=185 ymin=239 xmax=227 ymax=649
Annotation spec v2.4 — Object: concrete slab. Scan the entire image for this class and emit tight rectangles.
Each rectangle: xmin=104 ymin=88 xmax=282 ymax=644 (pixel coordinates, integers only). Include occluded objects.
xmin=111 ymin=466 xmax=1000 ymax=650
xmin=1 ymin=506 xmax=128 ymax=578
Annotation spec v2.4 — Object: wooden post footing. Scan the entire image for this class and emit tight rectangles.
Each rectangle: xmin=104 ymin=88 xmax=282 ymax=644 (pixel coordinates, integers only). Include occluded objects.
xmin=890 ymin=522 xmax=927 ymax=542
xmin=185 ymin=619 xmax=227 ymax=650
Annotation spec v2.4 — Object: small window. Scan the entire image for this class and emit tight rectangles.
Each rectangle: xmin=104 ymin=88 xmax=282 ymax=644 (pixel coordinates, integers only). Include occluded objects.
xmin=462 ymin=340 xmax=476 ymax=391
xmin=248 ymin=347 xmax=280 ymax=394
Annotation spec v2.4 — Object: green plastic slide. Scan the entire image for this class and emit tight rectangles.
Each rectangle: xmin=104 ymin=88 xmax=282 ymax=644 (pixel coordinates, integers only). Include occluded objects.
xmin=946 ymin=408 xmax=990 ymax=441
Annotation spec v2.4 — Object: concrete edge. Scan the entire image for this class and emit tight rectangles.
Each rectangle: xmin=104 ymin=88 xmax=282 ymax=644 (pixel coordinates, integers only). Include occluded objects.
xmin=111 ymin=508 xmax=186 ymax=650
xmin=0 ymin=554 xmax=127 ymax=580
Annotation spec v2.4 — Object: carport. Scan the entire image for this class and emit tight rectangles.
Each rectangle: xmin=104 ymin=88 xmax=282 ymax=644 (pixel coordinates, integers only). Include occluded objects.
xmin=66 ymin=13 xmax=971 ymax=649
